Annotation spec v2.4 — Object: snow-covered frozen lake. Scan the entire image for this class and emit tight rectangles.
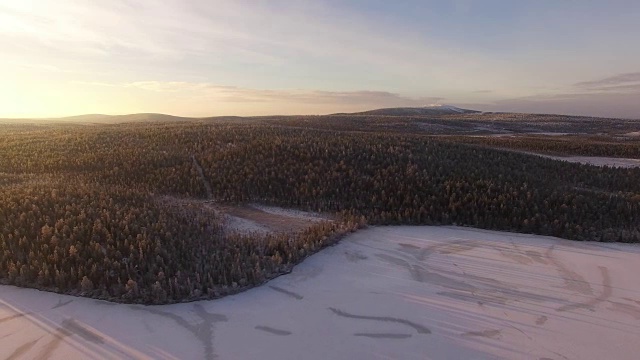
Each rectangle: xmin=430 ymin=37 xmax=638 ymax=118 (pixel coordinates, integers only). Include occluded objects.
xmin=2 ymin=226 xmax=640 ymax=360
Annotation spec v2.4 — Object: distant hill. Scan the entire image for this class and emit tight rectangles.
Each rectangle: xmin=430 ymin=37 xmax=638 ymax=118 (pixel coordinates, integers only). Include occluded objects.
xmin=1 ymin=106 xmax=479 ymax=124
xmin=64 ymin=113 xmax=195 ymax=123
xmin=0 ymin=113 xmax=197 ymax=124
xmin=337 ymin=105 xmax=480 ymax=116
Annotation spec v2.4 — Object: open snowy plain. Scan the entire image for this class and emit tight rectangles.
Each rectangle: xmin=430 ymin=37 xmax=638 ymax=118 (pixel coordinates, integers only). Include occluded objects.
xmin=1 ymin=226 xmax=640 ymax=360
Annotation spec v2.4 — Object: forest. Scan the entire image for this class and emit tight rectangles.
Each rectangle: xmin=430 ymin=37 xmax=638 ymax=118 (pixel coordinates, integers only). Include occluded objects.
xmin=445 ymin=134 xmax=640 ymax=158
xmin=1 ymin=115 xmax=639 ymax=304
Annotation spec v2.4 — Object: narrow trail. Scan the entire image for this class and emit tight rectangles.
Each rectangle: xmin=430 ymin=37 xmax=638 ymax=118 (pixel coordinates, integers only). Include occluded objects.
xmin=191 ymin=155 xmax=213 ymax=199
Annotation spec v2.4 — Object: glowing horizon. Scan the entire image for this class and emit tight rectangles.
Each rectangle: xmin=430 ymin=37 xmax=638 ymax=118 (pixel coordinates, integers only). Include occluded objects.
xmin=1 ymin=1 xmax=639 ymax=119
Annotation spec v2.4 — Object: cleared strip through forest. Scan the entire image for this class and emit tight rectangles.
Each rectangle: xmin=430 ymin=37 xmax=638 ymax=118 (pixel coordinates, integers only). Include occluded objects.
xmin=191 ymin=154 xmax=213 ymax=199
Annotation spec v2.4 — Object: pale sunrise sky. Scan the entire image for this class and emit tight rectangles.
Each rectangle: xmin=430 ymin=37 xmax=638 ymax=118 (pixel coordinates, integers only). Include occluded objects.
xmin=1 ymin=0 xmax=639 ymax=118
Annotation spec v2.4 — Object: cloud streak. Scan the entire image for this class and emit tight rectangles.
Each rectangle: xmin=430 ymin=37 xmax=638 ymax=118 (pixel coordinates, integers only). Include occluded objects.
xmin=79 ymin=80 xmax=443 ymax=107
xmin=574 ymin=72 xmax=640 ymax=93
xmin=462 ymin=91 xmax=640 ymax=119
xmin=0 ymin=1 xmax=523 ymax=93
xmin=575 ymin=72 xmax=640 ymax=88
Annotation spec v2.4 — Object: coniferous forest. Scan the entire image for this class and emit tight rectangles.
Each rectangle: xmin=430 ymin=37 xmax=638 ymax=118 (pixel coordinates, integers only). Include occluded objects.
xmin=1 ymin=115 xmax=639 ymax=304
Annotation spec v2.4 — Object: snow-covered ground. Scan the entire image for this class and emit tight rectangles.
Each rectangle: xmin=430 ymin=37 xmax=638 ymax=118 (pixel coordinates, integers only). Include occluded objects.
xmin=542 ymin=154 xmax=640 ymax=168
xmin=526 ymin=132 xmax=575 ymax=136
xmin=223 ymin=214 xmax=270 ymax=235
xmin=424 ymin=104 xmax=466 ymax=113
xmin=512 ymin=150 xmax=640 ymax=168
xmin=218 ymin=204 xmax=330 ymax=234
xmin=249 ymin=204 xmax=330 ymax=222
xmin=1 ymin=226 xmax=640 ymax=360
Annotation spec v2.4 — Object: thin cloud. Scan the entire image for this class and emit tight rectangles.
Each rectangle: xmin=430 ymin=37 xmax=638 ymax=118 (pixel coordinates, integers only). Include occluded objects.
xmin=464 ymin=91 xmax=640 ymax=119
xmin=0 ymin=1 xmax=517 ymax=90
xmin=79 ymin=80 xmax=443 ymax=107
xmin=575 ymin=72 xmax=640 ymax=92
xmin=585 ymin=83 xmax=640 ymax=93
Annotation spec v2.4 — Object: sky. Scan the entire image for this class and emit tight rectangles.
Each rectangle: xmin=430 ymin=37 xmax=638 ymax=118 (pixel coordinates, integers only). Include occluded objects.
xmin=1 ymin=0 xmax=639 ymax=119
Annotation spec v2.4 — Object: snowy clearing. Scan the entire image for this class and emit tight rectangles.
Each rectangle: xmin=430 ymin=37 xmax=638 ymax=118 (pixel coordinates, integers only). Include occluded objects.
xmin=217 ymin=203 xmax=330 ymax=234
xmin=223 ymin=215 xmax=271 ymax=235
xmin=156 ymin=196 xmax=329 ymax=235
xmin=509 ymin=151 xmax=640 ymax=168
xmin=542 ymin=154 xmax=640 ymax=168
xmin=1 ymin=226 xmax=640 ymax=359
xmin=249 ymin=204 xmax=330 ymax=222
